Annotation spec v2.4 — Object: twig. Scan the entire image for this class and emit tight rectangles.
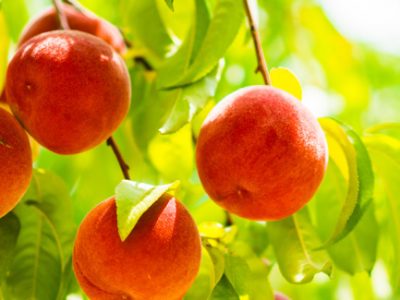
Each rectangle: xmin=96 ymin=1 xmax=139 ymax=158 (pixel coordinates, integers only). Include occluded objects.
xmin=52 ymin=0 xmax=70 ymax=30
xmin=225 ymin=211 xmax=234 ymax=226
xmin=243 ymin=0 xmax=271 ymax=85
xmin=107 ymin=137 xmax=131 ymax=180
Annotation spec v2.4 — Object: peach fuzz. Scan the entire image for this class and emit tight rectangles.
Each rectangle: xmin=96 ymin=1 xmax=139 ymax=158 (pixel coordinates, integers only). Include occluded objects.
xmin=0 ymin=108 xmax=32 ymax=217
xmin=73 ymin=195 xmax=201 ymax=300
xmin=196 ymin=86 xmax=328 ymax=220
xmin=6 ymin=30 xmax=130 ymax=154
xmin=18 ymin=3 xmax=126 ymax=54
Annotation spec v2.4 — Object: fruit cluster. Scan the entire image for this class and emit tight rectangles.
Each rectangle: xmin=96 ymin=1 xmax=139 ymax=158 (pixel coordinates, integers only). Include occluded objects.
xmin=0 ymin=3 xmax=327 ymax=299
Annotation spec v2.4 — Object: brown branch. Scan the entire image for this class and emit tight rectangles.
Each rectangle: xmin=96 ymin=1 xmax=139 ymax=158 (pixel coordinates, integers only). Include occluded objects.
xmin=243 ymin=0 xmax=271 ymax=85
xmin=52 ymin=0 xmax=70 ymax=30
xmin=107 ymin=137 xmax=131 ymax=180
xmin=225 ymin=211 xmax=234 ymax=226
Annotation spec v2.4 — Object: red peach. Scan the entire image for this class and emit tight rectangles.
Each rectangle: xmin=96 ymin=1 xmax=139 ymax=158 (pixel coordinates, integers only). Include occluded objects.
xmin=196 ymin=86 xmax=328 ymax=220
xmin=18 ymin=3 xmax=126 ymax=54
xmin=73 ymin=195 xmax=201 ymax=300
xmin=0 ymin=108 xmax=32 ymax=217
xmin=6 ymin=30 xmax=131 ymax=154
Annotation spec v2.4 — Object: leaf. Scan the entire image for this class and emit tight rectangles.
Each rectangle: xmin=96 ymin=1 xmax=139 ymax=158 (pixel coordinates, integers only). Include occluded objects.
xmin=121 ymin=0 xmax=173 ymax=65
xmin=268 ymin=209 xmax=332 ymax=283
xmin=160 ymin=59 xmax=224 ymax=134
xmin=0 ymin=10 xmax=9 ymax=92
xmin=115 ymin=180 xmax=179 ymax=241
xmin=312 ymin=159 xmax=378 ymax=274
xmin=148 ymin=125 xmax=194 ymax=180
xmin=364 ymin=133 xmax=400 ymax=288
xmin=1 ymin=0 xmax=28 ymax=41
xmin=224 ymin=254 xmax=273 ymax=300
xmin=319 ymin=118 xmax=374 ymax=246
xmin=4 ymin=169 xmax=75 ymax=300
xmin=165 ymin=0 xmax=243 ymax=87
xmin=157 ymin=0 xmax=211 ymax=88
xmin=210 ymin=275 xmax=240 ymax=300
xmin=184 ymin=247 xmax=216 ymax=300
xmin=0 ymin=213 xmax=20 ymax=282
xmin=165 ymin=0 xmax=174 ymax=11
xmin=270 ymin=67 xmax=302 ymax=100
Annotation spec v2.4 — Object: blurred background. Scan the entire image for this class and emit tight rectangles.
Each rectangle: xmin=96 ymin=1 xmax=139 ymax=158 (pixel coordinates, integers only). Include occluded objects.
xmin=1 ymin=0 xmax=399 ymax=299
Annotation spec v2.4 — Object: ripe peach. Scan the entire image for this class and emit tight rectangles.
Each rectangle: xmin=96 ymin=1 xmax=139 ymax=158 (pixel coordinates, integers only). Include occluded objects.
xmin=73 ymin=195 xmax=201 ymax=300
xmin=18 ymin=3 xmax=126 ymax=54
xmin=6 ymin=30 xmax=131 ymax=154
xmin=0 ymin=108 xmax=32 ymax=217
xmin=196 ymin=86 xmax=327 ymax=220
xmin=0 ymin=89 xmax=5 ymax=103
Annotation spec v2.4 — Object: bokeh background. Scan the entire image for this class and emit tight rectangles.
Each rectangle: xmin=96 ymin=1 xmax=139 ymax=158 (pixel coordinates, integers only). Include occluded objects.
xmin=1 ymin=0 xmax=399 ymax=299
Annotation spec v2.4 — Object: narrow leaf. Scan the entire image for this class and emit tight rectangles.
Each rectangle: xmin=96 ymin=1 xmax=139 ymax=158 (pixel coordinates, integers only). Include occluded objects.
xmin=115 ymin=180 xmax=179 ymax=241
xmin=0 ymin=213 xmax=20 ymax=281
xmin=184 ymin=247 xmax=216 ymax=300
xmin=268 ymin=209 xmax=332 ymax=283
xmin=313 ymin=159 xmax=378 ymax=274
xmin=1 ymin=0 xmax=28 ymax=41
xmin=319 ymin=118 xmax=374 ymax=246
xmin=166 ymin=0 xmax=243 ymax=87
xmin=160 ymin=60 xmax=224 ymax=134
xmin=121 ymin=0 xmax=173 ymax=65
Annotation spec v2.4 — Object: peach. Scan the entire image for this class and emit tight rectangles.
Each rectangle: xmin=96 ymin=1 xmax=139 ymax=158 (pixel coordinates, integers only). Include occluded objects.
xmin=6 ymin=30 xmax=131 ymax=154
xmin=0 ymin=89 xmax=5 ymax=103
xmin=73 ymin=195 xmax=201 ymax=300
xmin=0 ymin=107 xmax=32 ymax=217
xmin=18 ymin=3 xmax=126 ymax=54
xmin=196 ymin=86 xmax=327 ymax=220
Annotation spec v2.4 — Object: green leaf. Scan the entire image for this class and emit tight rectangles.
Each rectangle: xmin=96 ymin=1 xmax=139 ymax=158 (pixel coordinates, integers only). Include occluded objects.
xmin=268 ymin=209 xmax=332 ymax=283
xmin=364 ymin=133 xmax=400 ymax=288
xmin=4 ymin=169 xmax=75 ymax=300
xmin=157 ymin=0 xmax=211 ymax=88
xmin=224 ymin=253 xmax=273 ymax=300
xmin=165 ymin=0 xmax=174 ymax=11
xmin=167 ymin=0 xmax=243 ymax=87
xmin=1 ymin=0 xmax=28 ymax=41
xmin=206 ymin=246 xmax=226 ymax=284
xmin=121 ymin=0 xmax=173 ymax=65
xmin=0 ymin=213 xmax=20 ymax=282
xmin=319 ymin=118 xmax=374 ymax=246
xmin=0 ymin=10 xmax=9 ymax=92
xmin=312 ymin=159 xmax=378 ymax=274
xmin=210 ymin=275 xmax=240 ymax=300
xmin=115 ymin=180 xmax=179 ymax=241
xmin=160 ymin=59 xmax=224 ymax=134
xmin=184 ymin=247 xmax=216 ymax=300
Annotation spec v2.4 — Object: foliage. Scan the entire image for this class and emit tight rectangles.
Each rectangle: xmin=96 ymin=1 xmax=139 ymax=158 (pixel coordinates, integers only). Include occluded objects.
xmin=0 ymin=0 xmax=399 ymax=299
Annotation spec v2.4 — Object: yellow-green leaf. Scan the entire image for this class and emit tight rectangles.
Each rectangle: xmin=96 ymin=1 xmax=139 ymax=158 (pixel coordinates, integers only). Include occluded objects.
xmin=270 ymin=67 xmax=302 ymax=100
xmin=115 ymin=180 xmax=180 ymax=241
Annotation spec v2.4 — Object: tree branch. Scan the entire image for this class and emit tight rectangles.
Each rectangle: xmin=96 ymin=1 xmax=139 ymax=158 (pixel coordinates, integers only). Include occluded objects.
xmin=243 ymin=0 xmax=271 ymax=85
xmin=107 ymin=137 xmax=131 ymax=180
xmin=52 ymin=0 xmax=70 ymax=30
